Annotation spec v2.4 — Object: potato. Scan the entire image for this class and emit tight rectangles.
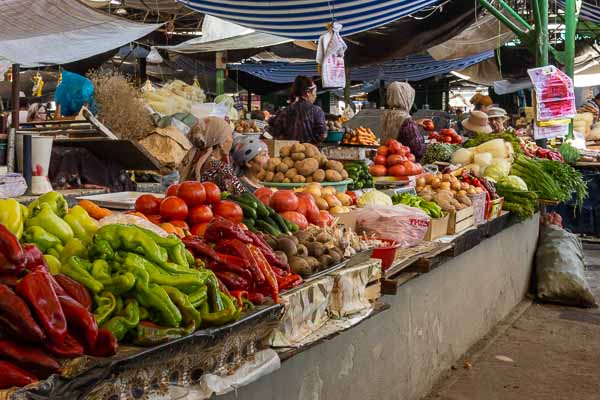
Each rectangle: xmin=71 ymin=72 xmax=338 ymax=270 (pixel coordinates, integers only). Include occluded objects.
xmin=273 ymin=172 xmax=285 ymax=182
xmin=265 ymin=171 xmax=275 ymax=182
xmin=291 ymin=143 xmax=306 ymax=153
xmin=305 ymin=256 xmax=320 ymax=269
xmin=276 ymin=163 xmax=289 ymax=173
xmin=325 ymin=169 xmax=343 ymax=182
xmin=324 ymin=194 xmax=342 ymax=208
xmin=318 ymin=254 xmax=334 ymax=268
xmin=275 ymin=251 xmax=288 ymax=265
xmin=326 ymin=160 xmax=344 ymax=172
xmin=285 ymin=168 xmax=298 ymax=179
xmin=335 ymin=192 xmax=352 ymax=206
xmin=304 ymin=143 xmax=320 ymax=158
xmin=282 ymin=157 xmax=295 ymax=168
xmin=306 ymin=177 xmax=313 ymax=183
xmin=271 ymin=157 xmax=282 ymax=167
xmin=329 ymin=205 xmax=345 ymax=214
xmin=312 ymin=169 xmax=325 ymax=182
xmin=321 ymin=187 xmax=336 ymax=196
xmin=318 ymin=155 xmax=328 ymax=168
xmin=280 ymin=145 xmax=292 ymax=157
xmin=257 ymin=169 xmax=266 ymax=180
xmin=328 ymin=248 xmax=343 ymax=264
xmin=296 ymin=244 xmax=308 ymax=257
xmin=296 ymin=158 xmax=319 ymax=176
xmin=315 ymin=197 xmax=329 ymax=210
xmin=292 ymin=175 xmax=306 ymax=183
xmin=289 ymin=256 xmax=311 ymax=276
xmin=340 ymin=169 xmax=349 ymax=180
xmin=283 ymin=178 xmax=291 ymax=183
xmin=291 ymin=152 xmax=306 ymax=161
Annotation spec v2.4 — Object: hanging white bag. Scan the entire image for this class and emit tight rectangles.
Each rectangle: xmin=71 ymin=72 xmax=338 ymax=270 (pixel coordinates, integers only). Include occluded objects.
xmin=317 ymin=23 xmax=347 ymax=88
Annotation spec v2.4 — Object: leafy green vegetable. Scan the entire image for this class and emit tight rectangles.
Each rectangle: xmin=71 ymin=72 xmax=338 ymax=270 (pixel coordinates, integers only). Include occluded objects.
xmin=495 ymin=182 xmax=539 ymax=219
xmin=559 ymin=142 xmax=580 ymax=165
xmin=357 ymin=190 xmax=392 ymax=207
xmin=391 ymin=193 xmax=443 ymax=218
xmin=538 ymin=157 xmax=588 ymax=209
xmin=421 ymin=143 xmax=459 ymax=164
xmin=498 ymin=175 xmax=528 ymax=191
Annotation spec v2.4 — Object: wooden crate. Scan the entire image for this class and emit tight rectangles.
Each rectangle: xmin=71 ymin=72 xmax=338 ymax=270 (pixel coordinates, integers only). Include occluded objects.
xmin=448 ymin=206 xmax=474 ymax=235
xmin=486 ymin=197 xmax=504 ymax=220
xmin=264 ymin=139 xmax=298 ymax=157
xmin=424 ymin=214 xmax=449 ymax=241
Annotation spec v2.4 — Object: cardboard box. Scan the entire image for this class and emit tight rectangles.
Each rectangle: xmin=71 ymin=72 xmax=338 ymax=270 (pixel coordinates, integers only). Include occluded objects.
xmin=264 ymin=139 xmax=298 ymax=157
xmin=424 ymin=214 xmax=449 ymax=241
xmin=332 ymin=208 xmax=360 ymax=230
xmin=448 ymin=206 xmax=474 ymax=235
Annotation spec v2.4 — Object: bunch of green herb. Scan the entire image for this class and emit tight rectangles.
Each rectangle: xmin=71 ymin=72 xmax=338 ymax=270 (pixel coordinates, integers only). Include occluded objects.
xmin=421 ymin=143 xmax=459 ymax=164
xmin=538 ymin=158 xmax=588 ymax=209
xmin=510 ymin=155 xmax=569 ymax=202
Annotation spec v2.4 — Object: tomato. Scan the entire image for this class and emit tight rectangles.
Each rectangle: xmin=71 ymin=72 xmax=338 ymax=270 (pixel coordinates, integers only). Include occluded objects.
xmin=190 ymin=222 xmax=209 ymax=237
xmin=386 ymin=139 xmax=402 ymax=155
xmin=212 ymin=200 xmax=244 ymax=223
xmin=160 ymin=196 xmax=188 ymax=221
xmin=318 ymin=210 xmax=334 ymax=227
xmin=443 ymin=136 xmax=453 ymax=143
xmin=346 ymin=191 xmax=357 ymax=205
xmin=280 ymin=211 xmax=309 ymax=230
xmin=428 ymin=132 xmax=439 ymax=140
xmin=202 ymin=182 xmax=221 ymax=204
xmin=177 ymin=181 xmax=206 ymax=207
xmin=166 ymin=184 xmax=180 ymax=197
xmin=147 ymin=214 xmax=162 ymax=225
xmin=407 ymin=153 xmax=416 ymax=162
xmin=388 ymin=164 xmax=406 ymax=177
xmin=386 ymin=154 xmax=406 ymax=166
xmin=422 ymin=119 xmax=435 ymax=131
xmin=369 ymin=164 xmax=387 ymax=177
xmin=270 ymin=190 xmax=299 ymax=213
xmin=170 ymin=220 xmax=189 ymax=230
xmin=377 ymin=146 xmax=389 ymax=156
xmin=188 ymin=204 xmax=213 ymax=225
xmin=374 ymin=154 xmax=387 ymax=165
xmin=134 ymin=194 xmax=161 ymax=215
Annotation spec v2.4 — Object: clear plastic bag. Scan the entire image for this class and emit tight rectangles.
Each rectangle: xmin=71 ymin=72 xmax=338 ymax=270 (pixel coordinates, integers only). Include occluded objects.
xmin=0 ymin=173 xmax=27 ymax=198
xmin=355 ymin=204 xmax=430 ymax=248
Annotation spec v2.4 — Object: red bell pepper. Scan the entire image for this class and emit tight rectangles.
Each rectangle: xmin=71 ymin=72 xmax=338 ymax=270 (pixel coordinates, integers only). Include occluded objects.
xmin=0 ymin=284 xmax=46 ymax=342
xmin=45 ymin=332 xmax=84 ymax=358
xmin=58 ymin=295 xmax=98 ymax=350
xmin=0 ymin=360 xmax=38 ymax=389
xmin=19 ymin=244 xmax=48 ymax=272
xmin=213 ymin=270 xmax=251 ymax=291
xmin=54 ymin=274 xmax=93 ymax=310
xmin=0 ymin=273 xmax=18 ymax=287
xmin=86 ymin=328 xmax=118 ymax=357
xmin=0 ymin=339 xmax=60 ymax=378
xmin=0 ymin=224 xmax=25 ymax=269
xmin=16 ymin=269 xmax=67 ymax=345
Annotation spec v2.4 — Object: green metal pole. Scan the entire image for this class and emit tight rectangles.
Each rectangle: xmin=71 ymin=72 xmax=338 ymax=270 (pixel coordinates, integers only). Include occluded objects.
xmin=539 ymin=0 xmax=549 ymax=66
xmin=564 ymin=0 xmax=580 ymax=78
xmin=498 ymin=0 xmax=532 ymax=30
xmin=215 ymin=51 xmax=226 ymax=96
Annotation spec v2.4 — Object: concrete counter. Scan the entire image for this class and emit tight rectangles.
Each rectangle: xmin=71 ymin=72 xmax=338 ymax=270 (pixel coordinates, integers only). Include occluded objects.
xmin=221 ymin=215 xmax=539 ymax=400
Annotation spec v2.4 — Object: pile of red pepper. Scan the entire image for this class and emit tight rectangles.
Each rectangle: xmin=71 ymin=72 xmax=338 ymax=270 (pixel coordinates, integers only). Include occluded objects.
xmin=184 ymin=217 xmax=303 ymax=305
xmin=459 ymin=171 xmax=499 ymax=202
xmin=519 ymin=137 xmax=564 ymax=162
xmin=0 ymin=224 xmax=117 ymax=390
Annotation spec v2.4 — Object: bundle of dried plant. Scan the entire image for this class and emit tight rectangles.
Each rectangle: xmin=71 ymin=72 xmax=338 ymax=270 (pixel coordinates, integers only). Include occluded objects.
xmin=88 ymin=71 xmax=154 ymax=140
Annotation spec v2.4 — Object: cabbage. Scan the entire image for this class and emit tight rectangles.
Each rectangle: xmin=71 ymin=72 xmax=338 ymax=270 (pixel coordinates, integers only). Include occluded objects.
xmin=483 ymin=164 xmax=508 ymax=182
xmin=451 ymin=148 xmax=474 ymax=165
xmin=474 ymin=152 xmax=493 ymax=169
xmin=357 ymin=190 xmax=393 ymax=208
xmin=499 ymin=175 xmax=528 ymax=191
xmin=474 ymin=139 xmax=507 ymax=159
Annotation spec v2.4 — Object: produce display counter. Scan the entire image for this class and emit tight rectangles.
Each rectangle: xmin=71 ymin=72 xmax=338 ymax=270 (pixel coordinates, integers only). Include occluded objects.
xmin=16 ymin=189 xmax=108 ymax=206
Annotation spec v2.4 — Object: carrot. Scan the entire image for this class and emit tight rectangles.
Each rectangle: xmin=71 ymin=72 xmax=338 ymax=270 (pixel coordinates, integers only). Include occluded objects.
xmin=78 ymin=200 xmax=112 ymax=220
xmin=125 ymin=211 xmax=148 ymax=220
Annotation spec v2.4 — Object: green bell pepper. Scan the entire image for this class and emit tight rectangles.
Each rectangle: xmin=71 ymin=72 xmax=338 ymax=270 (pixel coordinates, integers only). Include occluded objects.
xmin=43 ymin=254 xmax=61 ymax=275
xmin=133 ymin=320 xmax=195 ymax=346
xmin=23 ymin=226 xmax=61 ymax=253
xmin=28 ymin=191 xmax=68 ymax=218
xmin=64 ymin=205 xmax=97 ymax=243
xmin=61 ymin=256 xmax=104 ymax=293
xmin=26 ymin=203 xmax=73 ymax=244
xmin=94 ymin=291 xmax=117 ymax=326
xmin=102 ymin=299 xmax=140 ymax=341
xmin=0 ymin=198 xmax=26 ymax=239
xmin=60 ymin=238 xmax=88 ymax=263
xmin=164 ymin=286 xmax=202 ymax=327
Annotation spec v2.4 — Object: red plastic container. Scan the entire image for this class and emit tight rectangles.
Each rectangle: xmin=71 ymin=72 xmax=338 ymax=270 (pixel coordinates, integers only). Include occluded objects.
xmin=371 ymin=239 xmax=401 ymax=271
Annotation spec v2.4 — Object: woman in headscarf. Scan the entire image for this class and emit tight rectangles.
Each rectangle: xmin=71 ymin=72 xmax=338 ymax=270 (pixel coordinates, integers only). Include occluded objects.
xmin=231 ymin=135 xmax=270 ymax=193
xmin=381 ymin=82 xmax=426 ymax=160
xmin=179 ymin=116 xmax=246 ymax=195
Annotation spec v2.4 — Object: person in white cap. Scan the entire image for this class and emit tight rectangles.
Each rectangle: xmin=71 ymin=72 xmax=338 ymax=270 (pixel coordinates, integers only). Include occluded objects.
xmin=487 ymin=107 xmax=510 ymax=134
xmin=461 ymin=110 xmax=492 ymax=137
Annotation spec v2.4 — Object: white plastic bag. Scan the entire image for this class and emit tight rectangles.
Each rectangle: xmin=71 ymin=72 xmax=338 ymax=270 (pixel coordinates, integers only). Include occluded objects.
xmin=146 ymin=47 xmax=163 ymax=64
xmin=316 ymin=23 xmax=347 ymax=88
xmin=355 ymin=204 xmax=430 ymax=248
xmin=0 ymin=173 xmax=27 ymax=198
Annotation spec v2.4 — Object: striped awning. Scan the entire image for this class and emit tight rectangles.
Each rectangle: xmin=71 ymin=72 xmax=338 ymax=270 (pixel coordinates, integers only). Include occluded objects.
xmin=227 ymin=50 xmax=495 ymax=83
xmin=556 ymin=0 xmax=600 ymax=23
xmin=177 ymin=0 xmax=443 ymax=40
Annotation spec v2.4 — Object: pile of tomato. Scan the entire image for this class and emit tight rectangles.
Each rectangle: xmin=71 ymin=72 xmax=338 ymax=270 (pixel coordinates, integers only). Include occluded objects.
xmin=428 ymin=128 xmax=462 ymax=144
xmin=368 ymin=139 xmax=423 ymax=179
xmin=134 ymin=181 xmax=243 ymax=237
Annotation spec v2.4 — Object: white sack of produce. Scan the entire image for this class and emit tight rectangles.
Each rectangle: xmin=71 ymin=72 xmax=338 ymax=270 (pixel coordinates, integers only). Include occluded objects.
xmin=535 ymin=225 xmax=597 ymax=308
xmin=138 ymin=126 xmax=192 ymax=174
xmin=355 ymin=204 xmax=430 ymax=248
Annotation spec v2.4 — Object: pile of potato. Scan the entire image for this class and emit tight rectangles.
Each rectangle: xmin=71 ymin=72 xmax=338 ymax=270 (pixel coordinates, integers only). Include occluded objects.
xmin=259 ymin=143 xmax=348 ymax=184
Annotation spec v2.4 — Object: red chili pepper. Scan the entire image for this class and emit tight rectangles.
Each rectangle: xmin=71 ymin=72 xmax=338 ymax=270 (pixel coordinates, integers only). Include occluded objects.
xmin=86 ymin=328 xmax=118 ymax=357
xmin=16 ymin=269 xmax=67 ymax=345
xmin=0 ymin=224 xmax=25 ymax=269
xmin=0 ymin=273 xmax=18 ymax=287
xmin=204 ymin=216 xmax=253 ymax=243
xmin=247 ymin=244 xmax=279 ymax=303
xmin=213 ymin=270 xmax=251 ymax=291
xmin=0 ymin=360 xmax=38 ymax=389
xmin=0 ymin=339 xmax=60 ymax=379
xmin=45 ymin=332 xmax=84 ymax=358
xmin=247 ymin=292 xmax=265 ymax=305
xmin=230 ymin=290 xmax=250 ymax=308
xmin=207 ymin=260 xmax=254 ymax=285
xmin=0 ymin=284 xmax=46 ymax=342
xmin=277 ymin=273 xmax=303 ymax=290
xmin=215 ymin=239 xmax=265 ymax=284
xmin=58 ymin=295 xmax=98 ymax=350
xmin=54 ymin=274 xmax=93 ymax=310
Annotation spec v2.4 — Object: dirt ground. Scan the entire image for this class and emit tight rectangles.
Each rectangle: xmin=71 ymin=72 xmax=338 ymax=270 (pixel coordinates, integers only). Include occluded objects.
xmin=424 ymin=242 xmax=600 ymax=400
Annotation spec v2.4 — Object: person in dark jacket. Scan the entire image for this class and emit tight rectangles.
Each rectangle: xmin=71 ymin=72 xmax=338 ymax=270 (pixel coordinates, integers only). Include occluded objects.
xmin=268 ymin=76 xmax=327 ymax=144
xmin=381 ymin=82 xmax=426 ymax=160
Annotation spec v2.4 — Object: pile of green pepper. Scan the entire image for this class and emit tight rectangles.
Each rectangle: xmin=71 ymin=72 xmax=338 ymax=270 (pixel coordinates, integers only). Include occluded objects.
xmin=344 ymin=161 xmax=374 ymax=190
xmin=66 ymin=224 xmax=240 ymax=346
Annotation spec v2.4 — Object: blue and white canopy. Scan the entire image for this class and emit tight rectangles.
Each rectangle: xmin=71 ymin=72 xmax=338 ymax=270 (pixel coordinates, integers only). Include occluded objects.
xmin=556 ymin=0 xmax=600 ymax=23
xmin=228 ymin=50 xmax=495 ymax=83
xmin=177 ymin=0 xmax=443 ymax=40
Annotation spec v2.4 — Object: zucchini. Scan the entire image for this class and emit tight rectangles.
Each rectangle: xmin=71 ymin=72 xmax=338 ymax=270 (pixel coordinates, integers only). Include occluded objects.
xmin=238 ymin=203 xmax=257 ymax=220
xmin=255 ymin=220 xmax=281 ymax=236
xmin=269 ymin=213 xmax=290 ymax=234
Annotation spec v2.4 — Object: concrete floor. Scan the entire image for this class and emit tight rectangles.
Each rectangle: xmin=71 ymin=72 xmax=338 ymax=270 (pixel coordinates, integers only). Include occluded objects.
xmin=424 ymin=242 xmax=600 ymax=400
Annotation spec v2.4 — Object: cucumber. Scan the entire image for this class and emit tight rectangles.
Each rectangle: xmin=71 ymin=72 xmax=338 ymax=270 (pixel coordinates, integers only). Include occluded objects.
xmin=238 ymin=203 xmax=257 ymax=220
xmin=284 ymin=220 xmax=299 ymax=233
xmin=235 ymin=196 xmax=258 ymax=210
xmin=243 ymin=218 xmax=256 ymax=229
xmin=254 ymin=199 xmax=270 ymax=219
xmin=255 ymin=220 xmax=281 ymax=236
xmin=238 ymin=193 xmax=259 ymax=209
xmin=270 ymin=213 xmax=290 ymax=234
